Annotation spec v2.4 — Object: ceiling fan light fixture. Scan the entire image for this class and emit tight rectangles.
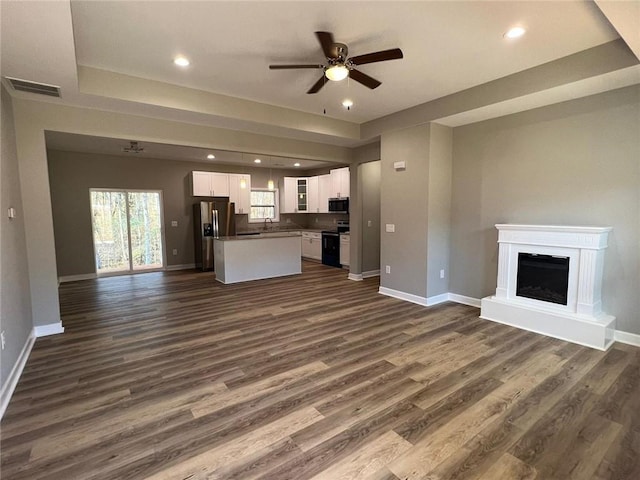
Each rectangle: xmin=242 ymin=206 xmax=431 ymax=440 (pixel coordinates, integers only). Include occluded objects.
xmin=325 ymin=65 xmax=349 ymax=82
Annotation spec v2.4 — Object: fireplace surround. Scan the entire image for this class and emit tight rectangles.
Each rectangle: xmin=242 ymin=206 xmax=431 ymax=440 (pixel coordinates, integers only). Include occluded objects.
xmin=480 ymin=224 xmax=615 ymax=350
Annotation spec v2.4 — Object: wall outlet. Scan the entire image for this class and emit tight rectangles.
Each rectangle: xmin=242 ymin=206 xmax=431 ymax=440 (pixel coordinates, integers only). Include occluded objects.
xmin=385 ymin=224 xmax=395 ymax=233
xmin=1 ymin=331 xmax=5 ymax=350
xmin=333 ymin=219 xmax=337 ymax=224
xmin=367 ymin=220 xmax=372 ymax=227
xmin=172 ymin=249 xmax=178 ymax=256
xmin=385 ymin=265 xmax=391 ymax=274
xmin=440 ymin=269 xmax=445 ymax=279
xmin=171 ymin=220 xmax=178 ymax=227
xmin=286 ymin=218 xmax=292 ymax=223
xmin=315 ymin=217 xmax=319 ymax=223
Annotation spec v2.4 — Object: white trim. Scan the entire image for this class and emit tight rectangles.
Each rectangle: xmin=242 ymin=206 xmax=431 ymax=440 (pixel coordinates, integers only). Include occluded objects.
xmin=379 ymin=287 xmax=450 ymax=307
xmin=379 ymin=287 xmax=429 ymax=306
xmin=34 ymin=322 xmax=64 ymax=337
xmin=349 ymin=270 xmax=380 ymax=281
xmin=0 ymin=329 xmax=35 ymax=420
xmin=59 ymin=273 xmax=97 ymax=283
xmin=165 ymin=263 xmax=196 ymax=271
xmin=362 ymin=269 xmax=381 ymax=278
xmin=426 ymin=293 xmax=449 ymax=306
xmin=448 ymin=293 xmax=481 ymax=308
xmin=614 ymin=330 xmax=640 ymax=347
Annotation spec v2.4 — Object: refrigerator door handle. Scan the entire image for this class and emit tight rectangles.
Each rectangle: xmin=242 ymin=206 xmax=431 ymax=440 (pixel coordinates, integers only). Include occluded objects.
xmin=212 ymin=209 xmax=219 ymax=238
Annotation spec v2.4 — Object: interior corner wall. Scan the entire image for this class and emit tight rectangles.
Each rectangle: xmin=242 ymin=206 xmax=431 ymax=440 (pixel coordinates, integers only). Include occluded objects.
xmin=450 ymin=85 xmax=640 ymax=334
xmin=380 ymin=124 xmax=430 ymax=297
xmin=1 ymin=86 xmax=34 ymax=386
xmin=426 ymin=123 xmax=453 ymax=298
xmin=360 ymin=161 xmax=381 ymax=274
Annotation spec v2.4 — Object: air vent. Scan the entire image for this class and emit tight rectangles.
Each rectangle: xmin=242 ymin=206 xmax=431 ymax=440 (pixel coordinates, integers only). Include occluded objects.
xmin=123 ymin=141 xmax=144 ymax=154
xmin=5 ymin=77 xmax=61 ymax=97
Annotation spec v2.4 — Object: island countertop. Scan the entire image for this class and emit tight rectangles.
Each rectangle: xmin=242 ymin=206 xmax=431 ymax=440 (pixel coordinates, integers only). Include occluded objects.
xmin=216 ymin=232 xmax=301 ymax=241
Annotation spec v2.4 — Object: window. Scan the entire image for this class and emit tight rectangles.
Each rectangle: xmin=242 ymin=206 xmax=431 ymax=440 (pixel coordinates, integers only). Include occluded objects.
xmin=249 ymin=188 xmax=279 ymax=223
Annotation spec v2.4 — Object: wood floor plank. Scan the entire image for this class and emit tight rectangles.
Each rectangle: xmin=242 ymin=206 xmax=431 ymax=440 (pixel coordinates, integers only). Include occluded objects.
xmin=1 ymin=262 xmax=637 ymax=480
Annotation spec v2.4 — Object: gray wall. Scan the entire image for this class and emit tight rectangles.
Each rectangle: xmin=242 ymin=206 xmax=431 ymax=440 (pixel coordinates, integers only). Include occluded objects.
xmin=380 ymin=124 xmax=430 ymax=297
xmin=1 ymin=86 xmax=33 ymax=387
xmin=360 ymin=161 xmax=381 ymax=273
xmin=47 ymin=150 xmax=346 ymax=277
xmin=426 ymin=123 xmax=453 ymax=297
xmin=450 ymin=85 xmax=640 ymax=334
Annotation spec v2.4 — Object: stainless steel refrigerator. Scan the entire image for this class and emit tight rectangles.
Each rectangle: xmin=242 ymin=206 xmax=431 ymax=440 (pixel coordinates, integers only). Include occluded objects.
xmin=193 ymin=199 xmax=236 ymax=271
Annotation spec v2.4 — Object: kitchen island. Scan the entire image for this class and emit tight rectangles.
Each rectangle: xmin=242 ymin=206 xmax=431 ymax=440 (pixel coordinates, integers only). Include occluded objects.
xmin=213 ymin=232 xmax=302 ymax=284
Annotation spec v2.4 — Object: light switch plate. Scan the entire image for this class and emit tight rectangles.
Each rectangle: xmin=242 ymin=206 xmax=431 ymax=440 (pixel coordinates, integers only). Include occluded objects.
xmin=171 ymin=220 xmax=178 ymax=227
xmin=385 ymin=224 xmax=395 ymax=233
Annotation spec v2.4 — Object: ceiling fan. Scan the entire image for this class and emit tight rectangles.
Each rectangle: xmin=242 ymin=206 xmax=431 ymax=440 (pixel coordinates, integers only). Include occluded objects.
xmin=269 ymin=31 xmax=403 ymax=94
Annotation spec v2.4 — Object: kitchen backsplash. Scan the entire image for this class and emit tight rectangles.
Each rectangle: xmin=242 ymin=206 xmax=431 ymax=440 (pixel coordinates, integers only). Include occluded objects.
xmin=236 ymin=212 xmax=349 ymax=232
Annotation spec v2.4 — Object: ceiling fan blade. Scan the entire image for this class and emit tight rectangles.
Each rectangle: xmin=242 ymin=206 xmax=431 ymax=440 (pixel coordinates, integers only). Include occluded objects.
xmin=307 ymin=75 xmax=327 ymax=94
xmin=269 ymin=64 xmax=325 ymax=70
xmin=349 ymin=48 xmax=403 ymax=66
xmin=349 ymin=69 xmax=382 ymax=90
xmin=315 ymin=31 xmax=337 ymax=59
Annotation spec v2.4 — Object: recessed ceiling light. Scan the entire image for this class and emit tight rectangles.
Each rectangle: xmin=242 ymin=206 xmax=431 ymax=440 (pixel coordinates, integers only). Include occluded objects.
xmin=254 ymin=158 xmax=261 ymax=164
xmin=174 ymin=56 xmax=190 ymax=67
xmin=504 ymin=26 xmax=526 ymax=39
xmin=294 ymin=162 xmax=301 ymax=167
xmin=207 ymin=154 xmax=215 ymax=160
xmin=342 ymin=99 xmax=354 ymax=109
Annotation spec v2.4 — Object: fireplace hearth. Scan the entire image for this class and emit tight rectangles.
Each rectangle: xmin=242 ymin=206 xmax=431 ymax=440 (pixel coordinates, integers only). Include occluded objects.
xmin=480 ymin=224 xmax=615 ymax=350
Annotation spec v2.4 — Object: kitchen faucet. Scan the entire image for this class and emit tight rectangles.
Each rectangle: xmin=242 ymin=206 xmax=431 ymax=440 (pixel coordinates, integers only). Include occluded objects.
xmin=264 ymin=218 xmax=273 ymax=231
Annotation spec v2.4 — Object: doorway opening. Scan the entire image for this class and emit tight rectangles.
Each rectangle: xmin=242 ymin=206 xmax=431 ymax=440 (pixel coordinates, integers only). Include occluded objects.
xmin=90 ymin=189 xmax=165 ymax=275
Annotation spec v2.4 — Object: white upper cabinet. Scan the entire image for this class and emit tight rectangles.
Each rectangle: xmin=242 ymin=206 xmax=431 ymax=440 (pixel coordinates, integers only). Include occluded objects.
xmin=281 ymin=177 xmax=298 ymax=213
xmin=330 ymin=167 xmax=350 ymax=198
xmin=192 ymin=171 xmax=230 ymax=197
xmin=317 ymin=174 xmax=331 ymax=213
xmin=307 ymin=176 xmax=319 ymax=213
xmin=228 ymin=174 xmax=251 ymax=214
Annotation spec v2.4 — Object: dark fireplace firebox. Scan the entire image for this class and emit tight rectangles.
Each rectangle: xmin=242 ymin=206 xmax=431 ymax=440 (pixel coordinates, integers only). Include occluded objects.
xmin=516 ymin=253 xmax=569 ymax=305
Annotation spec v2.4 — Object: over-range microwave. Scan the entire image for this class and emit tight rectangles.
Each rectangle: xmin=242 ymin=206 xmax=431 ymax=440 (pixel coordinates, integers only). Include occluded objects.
xmin=328 ymin=197 xmax=349 ymax=213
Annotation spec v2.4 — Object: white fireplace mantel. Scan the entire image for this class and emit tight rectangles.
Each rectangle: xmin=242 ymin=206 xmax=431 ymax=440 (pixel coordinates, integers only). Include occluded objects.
xmin=481 ymin=224 xmax=615 ymax=350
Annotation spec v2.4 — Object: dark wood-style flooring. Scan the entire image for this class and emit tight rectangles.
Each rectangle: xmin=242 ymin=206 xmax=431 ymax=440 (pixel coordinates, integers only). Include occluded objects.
xmin=1 ymin=261 xmax=639 ymax=479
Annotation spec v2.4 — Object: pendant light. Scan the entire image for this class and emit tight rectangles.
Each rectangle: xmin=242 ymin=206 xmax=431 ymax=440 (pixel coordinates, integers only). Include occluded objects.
xmin=240 ymin=154 xmax=247 ymax=188
xmin=267 ymin=156 xmax=275 ymax=191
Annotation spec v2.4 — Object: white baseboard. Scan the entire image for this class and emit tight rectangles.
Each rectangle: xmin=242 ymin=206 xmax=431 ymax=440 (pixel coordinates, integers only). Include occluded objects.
xmin=614 ymin=330 xmax=640 ymax=347
xmin=59 ymin=273 xmax=96 ymax=283
xmin=166 ymin=263 xmax=196 ymax=271
xmin=448 ymin=293 xmax=482 ymax=308
xmin=349 ymin=270 xmax=381 ymax=281
xmin=0 ymin=329 xmax=35 ymax=420
xmin=34 ymin=322 xmax=64 ymax=337
xmin=379 ymin=287 xmax=450 ymax=307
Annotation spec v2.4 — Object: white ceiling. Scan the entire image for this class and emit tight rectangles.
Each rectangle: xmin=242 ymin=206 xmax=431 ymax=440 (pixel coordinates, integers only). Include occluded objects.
xmin=70 ymin=0 xmax=619 ymax=123
xmin=1 ymin=0 xmax=639 ymax=164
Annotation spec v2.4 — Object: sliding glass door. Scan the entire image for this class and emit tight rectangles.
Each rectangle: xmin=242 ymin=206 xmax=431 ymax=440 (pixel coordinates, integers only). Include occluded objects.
xmin=90 ymin=190 xmax=164 ymax=275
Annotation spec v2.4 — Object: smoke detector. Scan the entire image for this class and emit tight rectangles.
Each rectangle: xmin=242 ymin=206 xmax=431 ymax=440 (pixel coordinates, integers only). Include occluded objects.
xmin=123 ymin=141 xmax=144 ymax=154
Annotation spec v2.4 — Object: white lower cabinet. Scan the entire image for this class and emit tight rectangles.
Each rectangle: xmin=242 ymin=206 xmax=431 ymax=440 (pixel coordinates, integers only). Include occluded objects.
xmin=340 ymin=234 xmax=350 ymax=267
xmin=301 ymin=231 xmax=322 ymax=261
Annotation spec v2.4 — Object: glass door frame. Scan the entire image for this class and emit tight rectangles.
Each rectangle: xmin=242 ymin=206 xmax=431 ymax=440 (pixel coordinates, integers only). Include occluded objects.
xmin=89 ymin=188 xmax=167 ymax=277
